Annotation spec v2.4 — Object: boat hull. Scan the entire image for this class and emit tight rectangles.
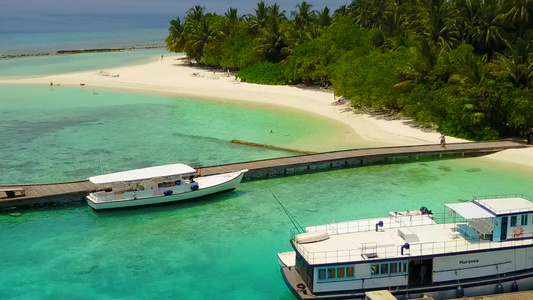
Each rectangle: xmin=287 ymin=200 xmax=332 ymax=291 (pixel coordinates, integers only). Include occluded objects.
xmin=281 ymin=266 xmax=533 ymax=300
xmin=87 ymin=170 xmax=246 ymax=209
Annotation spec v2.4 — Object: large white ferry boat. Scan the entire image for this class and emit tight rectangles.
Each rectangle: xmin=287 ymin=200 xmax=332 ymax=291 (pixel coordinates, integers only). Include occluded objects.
xmin=86 ymin=163 xmax=247 ymax=209
xmin=278 ymin=195 xmax=533 ymax=299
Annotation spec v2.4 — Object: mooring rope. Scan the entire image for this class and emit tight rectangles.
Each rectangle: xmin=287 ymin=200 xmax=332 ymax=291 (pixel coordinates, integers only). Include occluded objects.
xmin=266 ymin=184 xmax=305 ymax=233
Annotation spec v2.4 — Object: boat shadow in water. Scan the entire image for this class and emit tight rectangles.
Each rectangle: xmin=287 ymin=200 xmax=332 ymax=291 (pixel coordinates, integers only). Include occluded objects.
xmin=92 ymin=189 xmax=250 ymax=217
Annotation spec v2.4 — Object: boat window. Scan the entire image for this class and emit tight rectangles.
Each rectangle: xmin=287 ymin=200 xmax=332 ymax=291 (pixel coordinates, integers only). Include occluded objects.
xmin=390 ymin=263 xmax=398 ymax=274
xmin=346 ymin=267 xmax=354 ymax=277
xmin=371 ymin=264 xmax=379 ymax=275
xmin=370 ymin=261 xmax=408 ymax=277
xmin=318 ymin=269 xmax=326 ymax=280
xmin=400 ymin=262 xmax=407 ymax=273
xmin=511 ymin=216 xmax=517 ymax=227
xmin=522 ymin=215 xmax=528 ymax=226
xmin=337 ymin=268 xmax=345 ymax=278
xmin=317 ymin=265 xmax=355 ymax=282
xmin=158 ymin=181 xmax=178 ymax=188
xmin=328 ymin=268 xmax=336 ymax=279
xmin=381 ymin=264 xmax=389 ymax=275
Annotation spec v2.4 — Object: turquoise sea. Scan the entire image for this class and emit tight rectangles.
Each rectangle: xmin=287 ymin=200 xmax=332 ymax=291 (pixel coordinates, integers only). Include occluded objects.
xmin=1 ymin=160 xmax=532 ymax=300
xmin=0 ymin=48 xmax=167 ymax=79
xmin=1 ymin=6 xmax=533 ymax=299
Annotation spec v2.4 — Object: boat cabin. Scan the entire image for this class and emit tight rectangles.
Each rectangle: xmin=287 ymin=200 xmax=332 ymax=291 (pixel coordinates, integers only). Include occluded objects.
xmin=88 ymin=164 xmax=198 ymax=201
xmin=447 ymin=196 xmax=533 ymax=241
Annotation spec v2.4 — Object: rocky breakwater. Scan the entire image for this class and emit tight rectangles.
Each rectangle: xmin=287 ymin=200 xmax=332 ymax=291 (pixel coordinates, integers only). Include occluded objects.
xmin=1 ymin=45 xmax=164 ymax=59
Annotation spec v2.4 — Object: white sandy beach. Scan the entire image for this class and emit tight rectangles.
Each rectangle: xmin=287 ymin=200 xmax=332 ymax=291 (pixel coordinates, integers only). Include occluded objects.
xmin=1 ymin=54 xmax=531 ymax=168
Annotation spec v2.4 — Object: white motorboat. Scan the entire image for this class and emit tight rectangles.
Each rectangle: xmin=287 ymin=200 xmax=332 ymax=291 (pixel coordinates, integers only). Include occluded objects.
xmin=279 ymin=195 xmax=533 ymax=299
xmin=86 ymin=163 xmax=247 ymax=209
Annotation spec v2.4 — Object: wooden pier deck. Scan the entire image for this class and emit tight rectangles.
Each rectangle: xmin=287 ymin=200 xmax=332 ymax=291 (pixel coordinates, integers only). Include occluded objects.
xmin=198 ymin=140 xmax=526 ymax=178
xmin=0 ymin=141 xmax=526 ymax=209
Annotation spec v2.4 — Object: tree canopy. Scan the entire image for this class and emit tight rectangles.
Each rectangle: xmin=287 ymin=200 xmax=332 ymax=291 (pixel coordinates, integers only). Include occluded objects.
xmin=166 ymin=1 xmax=533 ymax=140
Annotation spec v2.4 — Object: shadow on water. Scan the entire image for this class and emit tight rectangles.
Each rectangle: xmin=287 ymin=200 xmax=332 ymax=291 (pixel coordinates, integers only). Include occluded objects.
xmin=88 ymin=189 xmax=250 ymax=218
xmin=1 ymin=189 xmax=249 ymax=219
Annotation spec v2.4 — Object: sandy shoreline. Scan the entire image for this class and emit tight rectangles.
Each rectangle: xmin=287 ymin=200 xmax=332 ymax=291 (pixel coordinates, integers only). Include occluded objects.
xmin=1 ymin=54 xmax=531 ymax=168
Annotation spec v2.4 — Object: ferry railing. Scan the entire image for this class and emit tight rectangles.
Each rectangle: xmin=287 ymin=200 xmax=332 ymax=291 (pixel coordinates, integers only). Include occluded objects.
xmin=303 ymin=213 xmax=439 ymax=236
xmin=295 ymin=229 xmax=533 ymax=265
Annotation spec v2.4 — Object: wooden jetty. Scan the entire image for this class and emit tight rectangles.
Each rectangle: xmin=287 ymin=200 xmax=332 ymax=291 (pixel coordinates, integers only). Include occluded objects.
xmin=0 ymin=141 xmax=526 ymax=209
xmin=199 ymin=140 xmax=526 ymax=179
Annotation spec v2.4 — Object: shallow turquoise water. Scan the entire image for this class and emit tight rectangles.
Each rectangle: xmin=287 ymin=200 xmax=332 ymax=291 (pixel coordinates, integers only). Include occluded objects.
xmin=0 ymin=85 xmax=350 ymax=184
xmin=0 ymin=48 xmax=167 ymax=79
xmin=1 ymin=159 xmax=532 ymax=300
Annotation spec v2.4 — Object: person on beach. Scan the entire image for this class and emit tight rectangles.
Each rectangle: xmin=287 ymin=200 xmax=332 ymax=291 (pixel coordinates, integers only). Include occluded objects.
xmin=160 ymin=54 xmax=164 ymax=60
xmin=439 ymin=134 xmax=446 ymax=147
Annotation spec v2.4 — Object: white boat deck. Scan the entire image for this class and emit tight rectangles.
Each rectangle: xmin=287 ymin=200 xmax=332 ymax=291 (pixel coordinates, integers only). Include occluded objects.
xmin=474 ymin=197 xmax=533 ymax=215
xmin=294 ymin=215 xmax=533 ymax=265
xmin=194 ymin=172 xmax=243 ymax=187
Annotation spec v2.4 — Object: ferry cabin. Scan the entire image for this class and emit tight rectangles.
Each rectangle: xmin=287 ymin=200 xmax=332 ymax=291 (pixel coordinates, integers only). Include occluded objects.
xmin=282 ymin=195 xmax=533 ymax=299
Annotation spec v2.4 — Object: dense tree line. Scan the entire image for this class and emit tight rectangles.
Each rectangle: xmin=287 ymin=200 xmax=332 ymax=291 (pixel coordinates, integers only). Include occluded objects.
xmin=166 ymin=1 xmax=533 ymax=140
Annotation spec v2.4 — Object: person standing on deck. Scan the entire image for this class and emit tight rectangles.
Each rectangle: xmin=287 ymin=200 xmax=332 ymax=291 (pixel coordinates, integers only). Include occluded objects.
xmin=439 ymin=134 xmax=446 ymax=147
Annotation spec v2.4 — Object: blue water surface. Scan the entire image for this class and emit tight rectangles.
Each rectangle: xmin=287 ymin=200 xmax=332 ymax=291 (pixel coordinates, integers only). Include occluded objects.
xmin=1 ymin=160 xmax=532 ymax=300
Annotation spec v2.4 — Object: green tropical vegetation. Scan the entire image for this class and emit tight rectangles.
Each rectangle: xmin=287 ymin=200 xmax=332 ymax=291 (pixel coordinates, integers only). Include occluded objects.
xmin=166 ymin=1 xmax=533 ymax=140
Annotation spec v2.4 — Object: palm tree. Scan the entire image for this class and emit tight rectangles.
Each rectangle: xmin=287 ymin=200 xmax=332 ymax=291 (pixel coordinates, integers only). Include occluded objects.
xmin=397 ymin=38 xmax=441 ymax=87
xmin=253 ymin=17 xmax=290 ymax=63
xmin=219 ymin=7 xmax=240 ymax=40
xmin=316 ymin=7 xmax=332 ymax=27
xmin=186 ymin=5 xmax=205 ymax=23
xmin=269 ymin=3 xmax=287 ymax=20
xmin=417 ymin=0 xmax=459 ymax=49
xmin=350 ymin=0 xmax=388 ymax=29
xmin=502 ymin=0 xmax=533 ymax=37
xmin=333 ymin=5 xmax=349 ymax=22
xmin=248 ymin=1 xmax=270 ymax=32
xmin=225 ymin=7 xmax=239 ymax=21
xmin=185 ymin=17 xmax=217 ymax=62
xmin=292 ymin=1 xmax=316 ymax=30
xmin=166 ymin=17 xmax=186 ymax=53
xmin=449 ymin=46 xmax=487 ymax=86
xmin=470 ymin=0 xmax=509 ymax=60
xmin=493 ymin=40 xmax=533 ymax=89
xmin=453 ymin=0 xmax=483 ymax=44
xmin=381 ymin=0 xmax=412 ymax=48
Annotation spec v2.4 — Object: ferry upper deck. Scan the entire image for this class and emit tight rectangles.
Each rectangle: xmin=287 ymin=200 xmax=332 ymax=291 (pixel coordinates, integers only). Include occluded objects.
xmin=292 ymin=195 xmax=533 ymax=265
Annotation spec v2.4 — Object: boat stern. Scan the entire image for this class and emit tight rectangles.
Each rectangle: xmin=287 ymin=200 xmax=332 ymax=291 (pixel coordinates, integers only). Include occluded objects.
xmin=86 ymin=194 xmax=98 ymax=209
xmin=281 ymin=266 xmax=312 ymax=300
